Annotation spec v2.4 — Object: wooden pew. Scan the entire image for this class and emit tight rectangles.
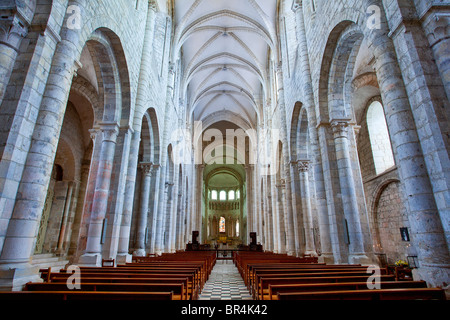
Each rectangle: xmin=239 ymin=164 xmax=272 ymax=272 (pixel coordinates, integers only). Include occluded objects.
xmin=277 ymin=288 xmax=446 ymax=300
xmin=47 ymin=277 xmax=191 ymax=299
xmin=248 ymin=265 xmax=372 ymax=290
xmin=0 ymin=291 xmax=174 ymax=300
xmin=252 ymin=270 xmax=385 ymax=298
xmin=25 ymin=282 xmax=186 ymax=300
xmin=258 ymin=275 xmax=396 ymax=299
xmin=118 ymin=262 xmax=207 ymax=286
xmin=267 ymin=280 xmax=428 ymax=300
xmin=65 ymin=266 xmax=202 ymax=288
xmin=42 ymin=270 xmax=199 ymax=299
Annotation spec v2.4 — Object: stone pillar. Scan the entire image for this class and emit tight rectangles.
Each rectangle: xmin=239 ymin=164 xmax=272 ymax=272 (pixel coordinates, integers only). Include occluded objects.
xmin=0 ymin=4 xmax=83 ymax=271
xmin=265 ymin=175 xmax=274 ymax=252
xmin=154 ymin=165 xmax=167 ymax=255
xmin=289 ymin=161 xmax=302 ymax=256
xmin=364 ymin=0 xmax=450 ymax=287
xmin=79 ymin=123 xmax=119 ymax=266
xmin=292 ymin=0 xmax=333 ymax=263
xmin=194 ymin=164 xmax=205 ymax=241
xmin=298 ymin=161 xmax=316 ymax=256
xmin=133 ymin=163 xmax=153 ymax=256
xmin=56 ymin=181 xmax=74 ymax=255
xmin=275 ymin=64 xmax=296 ymax=256
xmin=419 ymin=5 xmax=450 ymax=101
xmin=169 ymin=167 xmax=180 ymax=253
xmin=382 ymin=1 xmax=450 ymax=248
xmin=245 ymin=165 xmax=254 ymax=243
xmin=117 ymin=1 xmax=157 ymax=262
xmin=0 ymin=2 xmax=84 ymax=289
xmin=68 ymin=158 xmax=91 ymax=262
xmin=0 ymin=11 xmax=28 ymax=104
xmin=331 ymin=120 xmax=370 ymax=264
xmin=145 ymin=164 xmax=159 ymax=254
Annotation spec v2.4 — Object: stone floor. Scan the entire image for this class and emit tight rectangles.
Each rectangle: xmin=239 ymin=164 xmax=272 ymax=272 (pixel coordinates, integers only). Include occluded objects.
xmin=198 ymin=260 xmax=253 ymax=300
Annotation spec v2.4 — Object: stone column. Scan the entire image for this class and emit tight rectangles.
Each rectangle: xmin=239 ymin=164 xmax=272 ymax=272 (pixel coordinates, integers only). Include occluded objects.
xmin=275 ymin=64 xmax=296 ymax=256
xmin=133 ymin=163 xmax=153 ymax=256
xmin=289 ymin=161 xmax=302 ymax=256
xmin=298 ymin=161 xmax=316 ymax=256
xmin=194 ymin=164 xmax=205 ymax=240
xmin=419 ymin=5 xmax=450 ymax=101
xmin=382 ymin=1 xmax=450 ymax=248
xmin=292 ymin=0 xmax=333 ymax=263
xmin=148 ymin=164 xmax=160 ymax=254
xmin=0 ymin=11 xmax=28 ymax=104
xmin=79 ymin=123 xmax=119 ymax=266
xmin=364 ymin=0 xmax=450 ymax=287
xmin=117 ymin=1 xmax=157 ymax=262
xmin=56 ymin=181 xmax=74 ymax=255
xmin=265 ymin=175 xmax=274 ymax=252
xmin=275 ymin=180 xmax=288 ymax=254
xmin=0 ymin=1 xmax=84 ymax=272
xmin=245 ymin=165 xmax=254 ymax=242
xmin=169 ymin=167 xmax=180 ymax=253
xmin=331 ymin=120 xmax=370 ymax=264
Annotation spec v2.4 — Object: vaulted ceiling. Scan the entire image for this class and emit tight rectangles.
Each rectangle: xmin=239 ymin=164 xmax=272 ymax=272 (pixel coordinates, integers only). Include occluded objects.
xmin=173 ymin=0 xmax=279 ymax=130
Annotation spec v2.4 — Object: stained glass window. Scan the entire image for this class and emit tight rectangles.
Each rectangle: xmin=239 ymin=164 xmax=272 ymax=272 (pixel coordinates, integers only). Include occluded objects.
xmin=219 ymin=216 xmax=225 ymax=233
xmin=211 ymin=190 xmax=218 ymax=200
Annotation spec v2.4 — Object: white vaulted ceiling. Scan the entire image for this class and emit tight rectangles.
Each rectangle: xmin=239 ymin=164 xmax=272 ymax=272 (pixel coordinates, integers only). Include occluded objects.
xmin=173 ymin=0 xmax=278 ymax=129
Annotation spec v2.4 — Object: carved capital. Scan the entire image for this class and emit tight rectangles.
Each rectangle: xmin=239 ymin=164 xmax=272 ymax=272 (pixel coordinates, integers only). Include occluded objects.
xmin=298 ymin=160 xmax=310 ymax=172
xmin=330 ymin=120 xmax=350 ymax=139
xmin=89 ymin=128 xmax=99 ymax=141
xmin=149 ymin=0 xmax=157 ymax=11
xmin=99 ymin=123 xmax=119 ymax=142
xmin=139 ymin=162 xmax=153 ymax=175
xmin=0 ymin=13 xmax=29 ymax=51
xmin=291 ymin=0 xmax=303 ymax=12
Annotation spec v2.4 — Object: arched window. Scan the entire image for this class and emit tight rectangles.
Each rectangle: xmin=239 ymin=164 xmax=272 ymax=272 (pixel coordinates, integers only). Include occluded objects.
xmin=367 ymin=101 xmax=395 ymax=174
xmin=236 ymin=220 xmax=239 ymax=237
xmin=236 ymin=190 xmax=240 ymax=199
xmin=219 ymin=217 xmax=226 ymax=233
xmin=228 ymin=190 xmax=235 ymax=200
xmin=211 ymin=190 xmax=218 ymax=200
xmin=219 ymin=190 xmax=226 ymax=201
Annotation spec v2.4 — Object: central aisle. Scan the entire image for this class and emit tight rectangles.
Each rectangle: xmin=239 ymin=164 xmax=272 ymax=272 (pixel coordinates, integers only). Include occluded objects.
xmin=199 ymin=260 xmax=253 ymax=300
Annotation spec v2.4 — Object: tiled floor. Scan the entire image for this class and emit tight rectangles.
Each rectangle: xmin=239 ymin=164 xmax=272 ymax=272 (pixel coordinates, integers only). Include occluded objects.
xmin=199 ymin=260 xmax=253 ymax=300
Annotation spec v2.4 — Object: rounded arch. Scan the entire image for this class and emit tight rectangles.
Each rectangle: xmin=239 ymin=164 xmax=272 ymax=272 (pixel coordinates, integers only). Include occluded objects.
xmin=290 ymin=102 xmax=309 ymax=161
xmin=140 ymin=108 xmax=161 ymax=164
xmin=83 ymin=28 xmax=131 ymax=125
xmin=318 ymin=21 xmax=365 ymax=123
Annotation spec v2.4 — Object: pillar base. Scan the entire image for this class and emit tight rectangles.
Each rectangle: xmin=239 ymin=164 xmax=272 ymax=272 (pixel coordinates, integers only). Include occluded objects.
xmin=304 ymin=250 xmax=319 ymax=257
xmin=116 ymin=253 xmax=132 ymax=264
xmin=0 ymin=262 xmax=41 ymax=291
xmin=78 ymin=253 xmax=102 ymax=267
xmin=348 ymin=253 xmax=372 ymax=265
xmin=133 ymin=249 xmax=146 ymax=257
xmin=413 ymin=264 xmax=450 ymax=290
xmin=317 ymin=253 xmax=335 ymax=264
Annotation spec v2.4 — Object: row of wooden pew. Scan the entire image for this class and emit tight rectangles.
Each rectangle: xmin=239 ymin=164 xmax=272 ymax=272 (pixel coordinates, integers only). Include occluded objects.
xmin=0 ymin=251 xmax=216 ymax=300
xmin=233 ymin=251 xmax=446 ymax=300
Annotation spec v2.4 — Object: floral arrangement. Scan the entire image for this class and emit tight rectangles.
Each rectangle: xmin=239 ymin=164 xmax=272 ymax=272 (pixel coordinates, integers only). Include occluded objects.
xmin=395 ymin=259 xmax=408 ymax=267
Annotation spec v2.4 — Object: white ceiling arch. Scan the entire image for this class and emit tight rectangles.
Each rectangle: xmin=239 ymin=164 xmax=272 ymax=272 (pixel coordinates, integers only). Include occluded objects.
xmin=174 ymin=0 xmax=278 ymax=128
